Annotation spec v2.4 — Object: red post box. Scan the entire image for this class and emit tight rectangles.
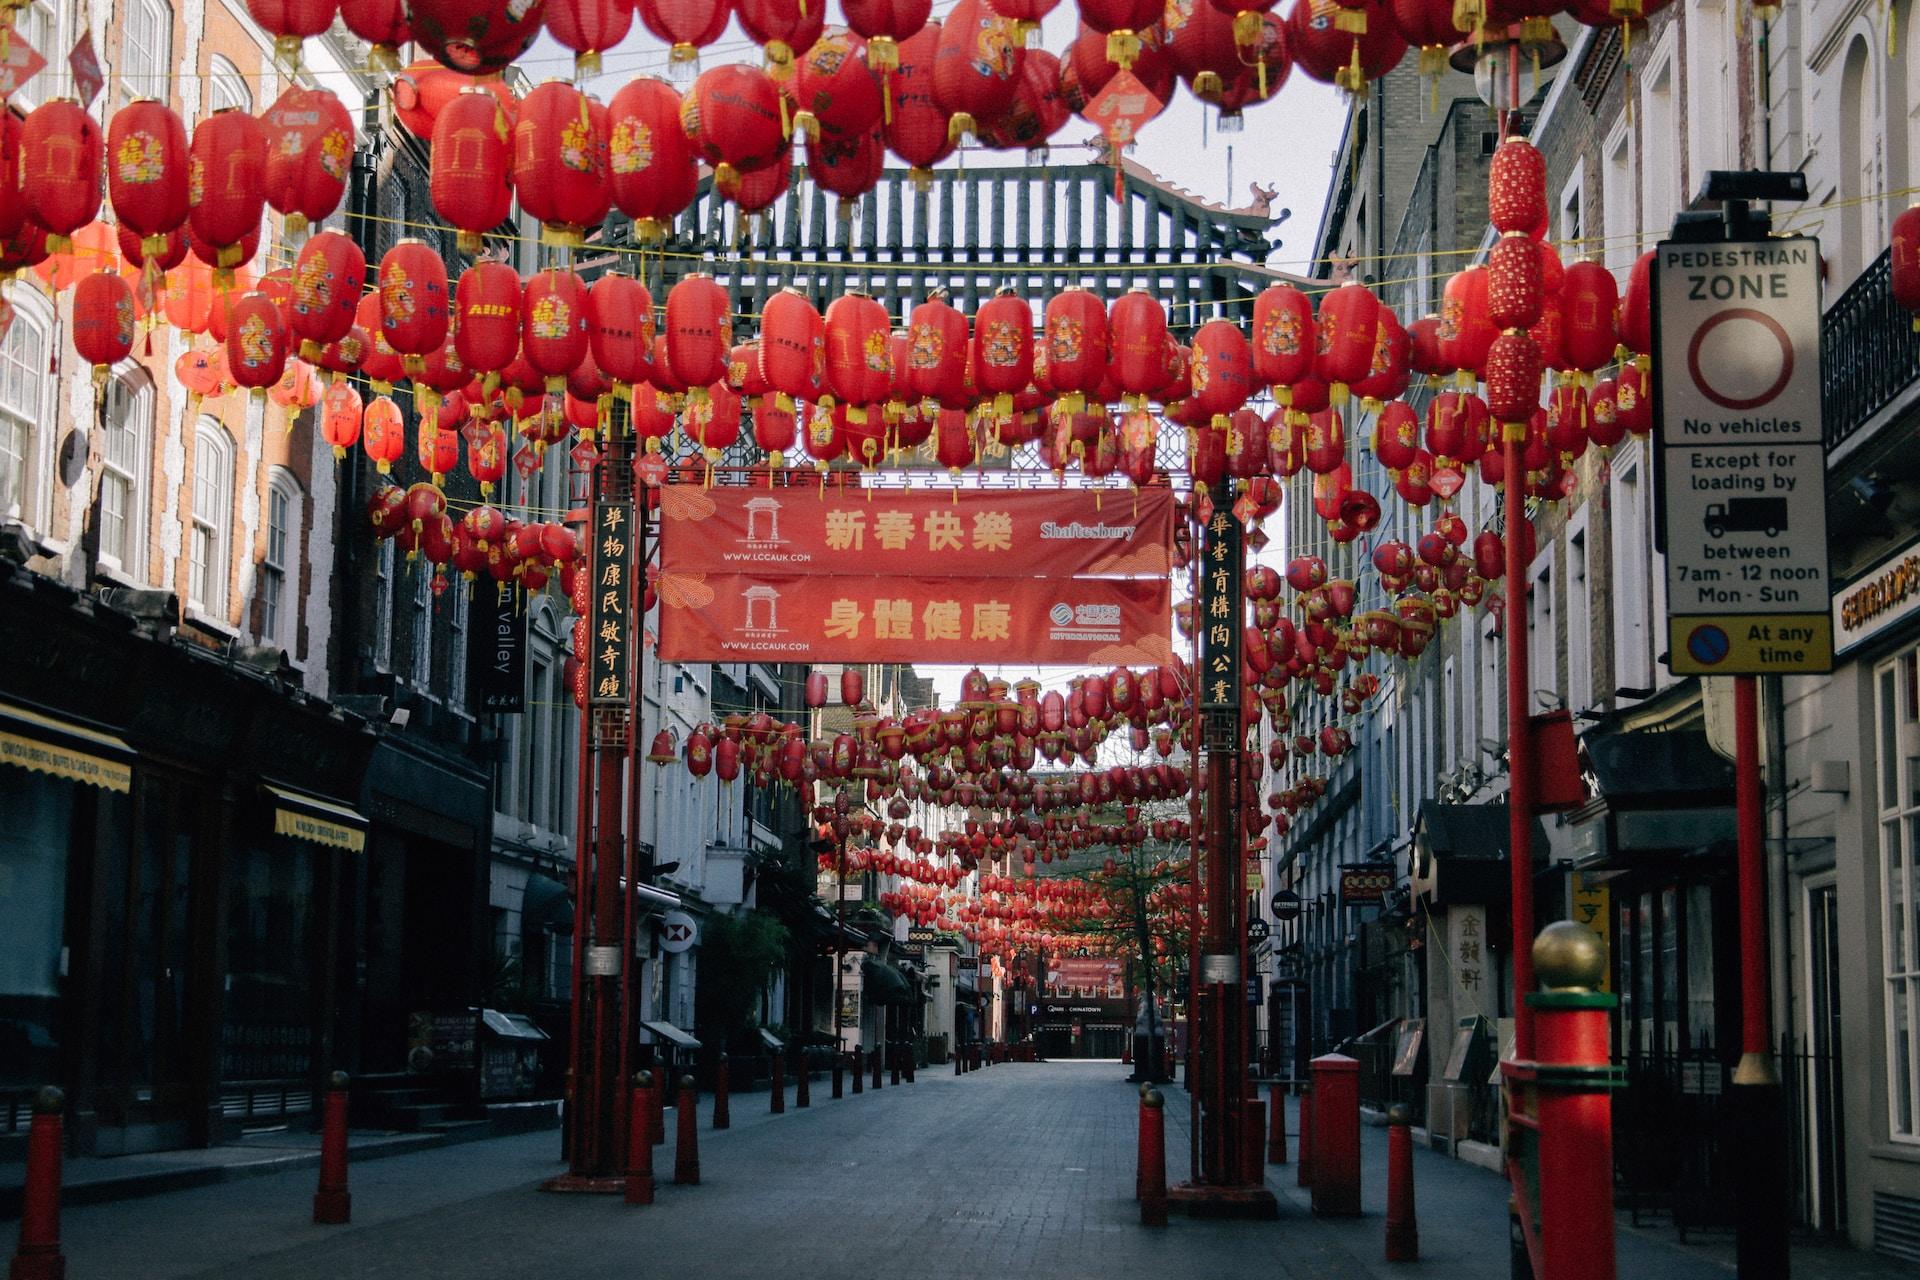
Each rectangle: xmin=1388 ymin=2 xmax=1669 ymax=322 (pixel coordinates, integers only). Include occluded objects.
xmin=1309 ymin=1054 xmax=1361 ymax=1216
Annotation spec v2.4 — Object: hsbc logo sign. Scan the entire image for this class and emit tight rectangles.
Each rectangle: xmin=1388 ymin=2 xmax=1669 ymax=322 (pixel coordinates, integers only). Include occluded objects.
xmin=659 ymin=910 xmax=699 ymax=953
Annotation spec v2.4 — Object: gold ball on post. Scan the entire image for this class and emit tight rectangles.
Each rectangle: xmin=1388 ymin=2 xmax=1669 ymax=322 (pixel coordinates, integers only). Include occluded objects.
xmin=1533 ymin=921 xmax=1606 ymax=992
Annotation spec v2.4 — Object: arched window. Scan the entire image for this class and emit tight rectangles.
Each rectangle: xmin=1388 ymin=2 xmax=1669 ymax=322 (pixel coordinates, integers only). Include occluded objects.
xmin=207 ymin=54 xmax=251 ymax=114
xmin=98 ymin=367 xmax=154 ymax=578
xmin=1840 ymin=35 xmax=1883 ymax=289
xmin=120 ymin=0 xmax=173 ymax=102
xmin=11 ymin=3 xmax=58 ymax=110
xmin=260 ymin=469 xmax=301 ymax=648
xmin=0 ymin=290 xmax=53 ymax=526
xmin=188 ymin=420 xmax=233 ymax=616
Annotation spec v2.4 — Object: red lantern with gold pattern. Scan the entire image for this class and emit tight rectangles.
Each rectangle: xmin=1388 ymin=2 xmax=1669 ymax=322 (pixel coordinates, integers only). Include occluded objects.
xmin=1587 ymin=377 xmax=1626 ymax=451
xmin=1189 ymin=319 xmax=1253 ymax=427
xmin=186 ymin=108 xmax=265 ymax=268
xmin=431 ymin=87 xmax=513 ymax=254
xmin=410 ymin=0 xmax=545 ymax=73
xmin=226 ymin=291 xmax=290 ymax=396
xmin=684 ymin=380 xmax=744 ymax=457
xmin=1351 ymin=307 xmax=1409 ymax=407
xmin=1621 ymin=249 xmax=1654 ymax=364
xmin=287 ymin=231 xmax=364 ymax=356
xmin=378 ymin=239 xmax=450 ymax=372
xmin=682 ymin=63 xmax=788 ymax=186
xmin=1615 ymin=362 xmax=1651 ymax=435
xmin=72 ymin=271 xmax=137 ymax=378
xmin=262 ymin=86 xmax=354 ymax=234
xmin=809 ymin=129 xmax=886 ymax=212
xmin=1302 ymin=405 xmax=1347 ymax=475
xmin=608 ymin=77 xmax=700 ymax=242
xmin=759 ymin=287 xmax=825 ymax=406
xmin=793 ymin=29 xmax=885 ymax=140
xmin=1560 ymin=257 xmax=1620 ymax=374
xmin=546 ymin=0 xmax=634 ymax=77
xmin=972 ymin=290 xmax=1033 ymax=408
xmin=1042 ymin=288 xmax=1108 ymax=408
xmin=363 ymin=395 xmax=406 ymax=472
xmin=455 ymin=261 xmax=523 ymax=379
xmin=1425 ymin=388 xmax=1487 ymax=466
xmin=1287 ymin=0 xmax=1406 ymax=92
xmin=932 ymin=0 xmax=1025 ymax=142
xmin=107 ymin=100 xmax=189 ymax=257
xmin=1252 ymin=283 xmax=1314 ymax=398
xmin=1487 ymin=231 xmax=1543 ymax=330
xmin=1313 ymin=281 xmax=1379 ymax=402
xmin=22 ymin=100 xmax=104 ymax=252
xmin=824 ymin=291 xmax=894 ymax=405
xmin=904 ymin=292 xmax=970 ymax=406
xmin=1483 ymin=330 xmax=1542 ymax=426
xmin=1371 ymin=398 xmax=1418 ymax=471
xmin=1081 ymin=0 xmax=1168 ymax=69
xmin=1108 ymin=289 xmax=1168 ymax=404
xmin=1488 ymin=135 xmax=1546 ymax=234
xmin=523 ymin=268 xmax=591 ymax=392
xmin=321 ymin=379 xmax=363 ymax=458
xmin=512 ymin=81 xmax=610 ymax=247
xmin=666 ymin=273 xmax=733 ymax=390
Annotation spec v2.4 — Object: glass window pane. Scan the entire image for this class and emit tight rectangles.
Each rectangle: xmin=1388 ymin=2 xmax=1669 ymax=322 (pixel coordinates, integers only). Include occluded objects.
xmin=1884 ymin=668 xmax=1902 ymax=810
xmin=1895 ymin=979 xmax=1915 ymax=1136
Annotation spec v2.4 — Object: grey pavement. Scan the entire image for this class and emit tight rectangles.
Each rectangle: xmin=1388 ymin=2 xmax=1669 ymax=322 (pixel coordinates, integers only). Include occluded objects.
xmin=14 ymin=1060 xmax=1907 ymax=1279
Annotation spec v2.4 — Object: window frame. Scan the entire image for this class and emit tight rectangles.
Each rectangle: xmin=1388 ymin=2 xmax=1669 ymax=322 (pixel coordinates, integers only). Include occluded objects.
xmin=1610 ymin=441 xmax=1654 ymax=695
xmin=97 ymin=365 xmax=154 ymax=581
xmin=1602 ymin=115 xmax=1637 ymax=275
xmin=261 ymin=468 xmax=301 ymax=651
xmin=410 ymin=554 xmax=433 ymax=689
xmin=1566 ymin=511 xmax=1593 ymax=715
xmin=1638 ymin=29 xmax=1683 ymax=244
xmin=448 ymin=581 xmax=469 ymax=712
xmin=206 ymin=53 xmax=251 ymax=114
xmin=120 ymin=0 xmax=173 ymax=103
xmin=372 ymin=538 xmax=395 ymax=671
xmin=1873 ymin=647 xmax=1920 ymax=1143
xmin=1528 ymin=546 xmax=1559 ymax=709
xmin=188 ymin=420 xmax=233 ymax=619
xmin=9 ymin=2 xmax=60 ymax=110
xmin=0 ymin=287 xmax=53 ymax=529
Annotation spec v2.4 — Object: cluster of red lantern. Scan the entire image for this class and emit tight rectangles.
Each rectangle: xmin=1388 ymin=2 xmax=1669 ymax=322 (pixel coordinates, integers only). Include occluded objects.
xmin=363 ymin=480 xmax=577 ymax=596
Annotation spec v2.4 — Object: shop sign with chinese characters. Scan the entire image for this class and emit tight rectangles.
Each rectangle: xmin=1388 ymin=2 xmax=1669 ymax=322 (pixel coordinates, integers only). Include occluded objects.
xmin=1199 ymin=508 xmax=1243 ymax=711
xmin=589 ymin=502 xmax=635 ymax=705
xmin=1448 ymin=904 xmax=1492 ymax=1018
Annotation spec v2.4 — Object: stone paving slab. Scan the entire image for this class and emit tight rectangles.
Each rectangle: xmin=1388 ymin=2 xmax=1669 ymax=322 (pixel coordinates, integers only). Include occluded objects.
xmin=11 ymin=1061 xmax=1904 ymax=1279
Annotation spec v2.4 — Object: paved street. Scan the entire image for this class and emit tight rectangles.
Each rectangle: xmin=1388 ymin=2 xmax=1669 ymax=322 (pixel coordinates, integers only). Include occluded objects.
xmin=19 ymin=1061 xmax=1904 ymax=1279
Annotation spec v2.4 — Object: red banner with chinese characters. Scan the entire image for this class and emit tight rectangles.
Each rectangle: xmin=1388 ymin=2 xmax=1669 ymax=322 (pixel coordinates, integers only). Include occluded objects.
xmin=654 ymin=573 xmax=1175 ymax=666
xmin=656 ymin=486 xmax=1174 ymax=580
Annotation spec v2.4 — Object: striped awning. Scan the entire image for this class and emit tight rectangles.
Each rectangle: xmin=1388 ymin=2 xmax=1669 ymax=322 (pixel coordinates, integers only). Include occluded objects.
xmin=265 ymin=783 xmax=368 ymax=852
xmin=0 ymin=701 xmax=133 ymax=793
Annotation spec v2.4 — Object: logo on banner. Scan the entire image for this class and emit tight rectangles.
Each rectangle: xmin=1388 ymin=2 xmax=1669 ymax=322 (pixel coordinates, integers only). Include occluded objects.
xmin=737 ymin=583 xmax=786 ymax=639
xmin=1048 ymin=602 xmax=1122 ymax=643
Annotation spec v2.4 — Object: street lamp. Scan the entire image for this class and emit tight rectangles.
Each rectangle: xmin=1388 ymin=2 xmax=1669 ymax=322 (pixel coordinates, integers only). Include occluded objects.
xmin=1450 ymin=24 xmax=1568 ymax=120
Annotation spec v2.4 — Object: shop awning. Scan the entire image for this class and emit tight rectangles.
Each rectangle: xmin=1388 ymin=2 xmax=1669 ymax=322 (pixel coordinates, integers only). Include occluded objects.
xmin=860 ymin=957 xmax=915 ymax=1006
xmin=264 ymin=782 xmax=368 ymax=852
xmin=1412 ymin=802 xmax=1551 ymax=906
xmin=640 ymin=1020 xmax=702 ymax=1050
xmin=0 ymin=700 xmax=132 ymax=793
xmin=522 ymin=873 xmax=574 ymax=934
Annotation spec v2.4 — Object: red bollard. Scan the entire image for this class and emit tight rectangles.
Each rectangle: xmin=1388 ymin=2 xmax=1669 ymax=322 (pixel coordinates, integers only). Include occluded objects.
xmin=312 ymin=1071 xmax=351 ymax=1225
xmin=673 ymin=1076 xmax=700 ymax=1186
xmin=1268 ymin=1082 xmax=1289 ymax=1165
xmin=1241 ymin=1097 xmax=1267 ymax=1185
xmin=1386 ymin=1104 xmax=1419 ymax=1262
xmin=9 ymin=1086 xmax=65 ymax=1280
xmin=712 ymin=1054 xmax=731 ymax=1130
xmin=1139 ymin=1088 xmax=1168 ymax=1228
xmin=795 ymin=1052 xmax=811 ymax=1108
xmin=1310 ymin=1054 xmax=1361 ymax=1216
xmin=851 ymin=1049 xmax=864 ymax=1094
xmin=624 ymin=1073 xmax=655 ymax=1206
xmin=769 ymin=1051 xmax=785 ymax=1114
xmin=1297 ymin=1083 xmax=1314 ymax=1188
xmin=1134 ymin=1084 xmax=1150 ymax=1200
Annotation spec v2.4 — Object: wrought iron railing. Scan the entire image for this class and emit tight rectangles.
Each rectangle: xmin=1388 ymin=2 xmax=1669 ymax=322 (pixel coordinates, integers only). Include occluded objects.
xmin=1822 ymin=248 xmax=1920 ymax=453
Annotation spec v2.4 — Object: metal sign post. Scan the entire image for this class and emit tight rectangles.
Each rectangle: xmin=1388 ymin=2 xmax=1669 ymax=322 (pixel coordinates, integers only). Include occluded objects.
xmin=1650 ymin=179 xmax=1815 ymax=1280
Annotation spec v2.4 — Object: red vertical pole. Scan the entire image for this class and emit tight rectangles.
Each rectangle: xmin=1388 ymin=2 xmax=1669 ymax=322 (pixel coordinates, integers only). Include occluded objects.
xmin=1503 ymin=430 xmax=1536 ymax=1061
xmin=9 ymin=1087 xmax=65 ymax=1280
xmin=1385 ymin=1105 xmax=1418 ymax=1262
xmin=624 ymin=1073 xmax=654 ymax=1206
xmin=1529 ymin=924 xmax=1619 ymax=1280
xmin=1140 ymin=1089 xmax=1168 ymax=1228
xmin=673 ymin=1076 xmax=700 ymax=1186
xmin=312 ymin=1072 xmax=350 ymax=1225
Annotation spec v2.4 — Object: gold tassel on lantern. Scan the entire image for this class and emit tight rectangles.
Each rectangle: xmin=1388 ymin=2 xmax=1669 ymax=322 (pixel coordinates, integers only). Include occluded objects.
xmin=669 ymin=43 xmax=699 ymax=84
xmin=1452 ymin=0 xmax=1487 ymax=35
xmin=1334 ymin=7 xmax=1367 ymax=34
xmin=1106 ymin=29 xmax=1141 ymax=70
xmin=948 ymin=113 xmax=975 ymax=145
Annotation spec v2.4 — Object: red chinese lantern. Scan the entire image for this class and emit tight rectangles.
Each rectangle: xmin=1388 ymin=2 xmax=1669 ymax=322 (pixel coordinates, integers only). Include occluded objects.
xmin=21 ymin=100 xmax=104 ymax=253
xmin=714 ymin=144 xmax=795 ymax=214
xmin=72 ymin=272 xmax=136 ymax=381
xmin=1483 ymin=330 xmax=1542 ymax=426
xmin=185 ymin=108 xmax=265 ymax=270
xmin=1439 ymin=265 xmax=1497 ymax=378
xmin=1079 ymin=0 xmax=1163 ymax=67
xmin=637 ymin=0 xmax=733 ymax=71
xmin=1188 ymin=319 xmax=1253 ymax=427
xmin=587 ymin=274 xmax=655 ymax=394
xmin=1042 ymin=288 xmax=1108 ymax=410
xmin=1559 ymin=257 xmax=1620 ymax=376
xmin=431 ymin=87 xmax=513 ymax=254
xmin=932 ymin=0 xmax=1025 ymax=142
xmin=1614 ymin=362 xmax=1650 ymax=436
xmin=1251 ymin=283 xmax=1314 ymax=401
xmin=410 ymin=0 xmax=545 ymax=73
xmin=1352 ymin=307 xmax=1410 ymax=408
xmin=454 ymin=261 xmax=523 ymax=380
xmin=904 ymin=292 xmax=969 ymax=406
xmin=1302 ymin=405 xmax=1346 ymax=474
xmin=1895 ymin=206 xmax=1920 ymax=328
xmin=1488 ymin=135 xmax=1546 ymax=234
xmin=1314 ymin=282 xmax=1379 ymax=403
xmin=972 ymin=290 xmax=1033 ymax=413
xmin=793 ymin=29 xmax=884 ymax=140
xmin=684 ymin=380 xmax=743 ymax=458
xmin=378 ymin=240 xmax=451 ymax=374
xmin=523 ymin=268 xmax=591 ymax=392
xmin=287 ymin=231 xmax=364 ymax=357
xmin=261 ymin=86 xmax=354 ymax=234
xmin=608 ymin=77 xmax=700 ymax=242
xmin=512 ymin=81 xmax=610 ymax=247
xmin=1287 ymin=0 xmax=1406 ymax=93
xmin=107 ymin=100 xmax=189 ymax=260
xmin=246 ymin=0 xmax=343 ymax=64
xmin=1425 ymin=389 xmax=1487 ymax=466
xmin=1621 ymin=249 xmax=1654 ymax=366
xmin=226 ymin=292 xmax=290 ymax=397
xmin=823 ymin=291 xmax=893 ymax=409
xmin=841 ymin=666 xmax=865 ymax=705
xmin=976 ymin=47 xmax=1070 ymax=155
xmin=363 ymin=396 xmax=406 ymax=472
xmin=1587 ymin=377 xmax=1626 ymax=451
xmin=738 ymin=0 xmax=828 ymax=78
xmin=883 ymin=21 xmax=954 ymax=180
xmin=844 ymin=0 xmax=934 ymax=77
xmin=809 ymin=129 xmax=886 ymax=214
xmin=666 ymin=273 xmax=733 ymax=390
xmin=682 ymin=63 xmax=788 ymax=187
xmin=320 ymin=379 xmax=363 ymax=458
xmin=759 ymin=287 xmax=825 ymax=406
xmin=1488 ymin=231 xmax=1543 ymax=330
xmin=1371 ymin=398 xmax=1419 ymax=471
xmin=546 ymin=0 xmax=634 ymax=76
xmin=1108 ymin=289 xmax=1168 ymax=405
xmin=340 ymin=0 xmax=411 ymax=68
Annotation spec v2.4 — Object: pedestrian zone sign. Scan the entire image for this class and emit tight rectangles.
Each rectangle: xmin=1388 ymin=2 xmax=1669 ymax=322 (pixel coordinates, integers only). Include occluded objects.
xmin=1652 ymin=236 xmax=1833 ymax=675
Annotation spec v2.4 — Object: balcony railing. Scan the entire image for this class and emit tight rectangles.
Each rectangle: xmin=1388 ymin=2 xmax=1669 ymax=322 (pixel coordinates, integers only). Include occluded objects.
xmin=1822 ymin=248 xmax=1920 ymax=453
